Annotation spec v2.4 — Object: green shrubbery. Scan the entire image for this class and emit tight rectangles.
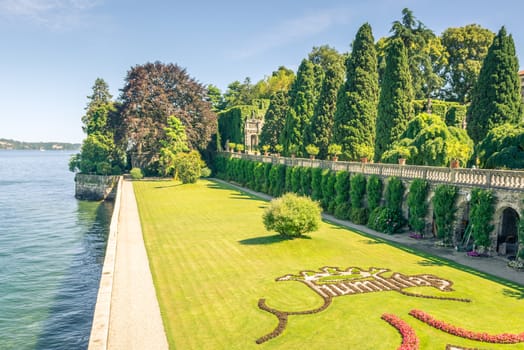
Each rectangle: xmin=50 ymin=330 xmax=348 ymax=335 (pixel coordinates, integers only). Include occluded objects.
xmin=262 ymin=193 xmax=321 ymax=237
xmin=407 ymin=179 xmax=429 ymax=234
xmin=350 ymin=174 xmax=368 ymax=224
xmin=432 ymin=185 xmax=458 ymax=244
xmin=366 ymin=175 xmax=383 ymax=211
xmin=469 ymin=189 xmax=496 ymax=250
xmin=334 ymin=171 xmax=350 ymax=219
xmin=130 ymin=167 xmax=144 ymax=180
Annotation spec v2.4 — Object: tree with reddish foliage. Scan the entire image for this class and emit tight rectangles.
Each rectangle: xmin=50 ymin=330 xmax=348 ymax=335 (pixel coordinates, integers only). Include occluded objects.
xmin=120 ymin=61 xmax=217 ymax=171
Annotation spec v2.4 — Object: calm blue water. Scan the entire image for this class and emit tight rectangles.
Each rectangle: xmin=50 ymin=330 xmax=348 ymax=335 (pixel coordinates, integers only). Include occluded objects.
xmin=0 ymin=150 xmax=112 ymax=349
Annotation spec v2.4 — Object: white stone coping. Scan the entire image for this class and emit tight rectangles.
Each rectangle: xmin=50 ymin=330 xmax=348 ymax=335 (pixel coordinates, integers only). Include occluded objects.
xmin=88 ymin=176 xmax=123 ymax=350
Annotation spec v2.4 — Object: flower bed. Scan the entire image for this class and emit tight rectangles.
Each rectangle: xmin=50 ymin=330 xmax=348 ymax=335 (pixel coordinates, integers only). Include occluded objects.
xmin=409 ymin=309 xmax=524 ymax=344
xmin=381 ymin=313 xmax=419 ymax=350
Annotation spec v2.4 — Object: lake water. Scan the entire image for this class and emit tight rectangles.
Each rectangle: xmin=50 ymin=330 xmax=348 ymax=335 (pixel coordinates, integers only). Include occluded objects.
xmin=0 ymin=150 xmax=112 ymax=349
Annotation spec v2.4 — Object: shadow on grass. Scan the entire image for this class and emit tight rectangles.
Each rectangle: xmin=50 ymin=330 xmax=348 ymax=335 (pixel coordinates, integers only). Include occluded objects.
xmin=239 ymin=234 xmax=311 ymax=245
xmin=206 ymin=180 xmax=265 ymax=202
xmin=154 ymin=183 xmax=184 ymax=189
xmin=502 ymin=288 xmax=524 ymax=300
xmin=417 ymin=258 xmax=445 ymax=267
xmin=360 ymin=239 xmax=384 ymax=245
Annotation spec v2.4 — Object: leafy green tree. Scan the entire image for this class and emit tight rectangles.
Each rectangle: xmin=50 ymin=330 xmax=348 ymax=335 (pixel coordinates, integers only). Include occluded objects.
xmin=172 ymin=150 xmax=205 ymax=184
xmin=259 ymin=91 xmax=290 ymax=150
xmin=263 ymin=193 xmax=321 ymax=237
xmin=467 ymin=27 xmax=523 ymax=144
xmin=207 ymin=84 xmax=225 ymax=112
xmin=281 ymin=59 xmax=319 ymax=157
xmin=381 ymin=113 xmax=473 ymax=167
xmin=252 ymin=66 xmax=295 ymax=99
xmin=333 ymin=23 xmax=379 ymax=161
xmin=120 ymin=62 xmax=216 ymax=170
xmin=440 ymin=24 xmax=494 ymax=103
xmin=223 ymin=78 xmax=257 ymax=107
xmin=69 ymin=133 xmax=115 ymax=174
xmin=374 ymin=38 xmax=413 ymax=161
xmin=477 ymin=123 xmax=524 ymax=169
xmin=70 ymin=78 xmax=125 ymax=175
xmin=158 ymin=116 xmax=190 ymax=176
xmin=390 ymin=8 xmax=444 ymax=99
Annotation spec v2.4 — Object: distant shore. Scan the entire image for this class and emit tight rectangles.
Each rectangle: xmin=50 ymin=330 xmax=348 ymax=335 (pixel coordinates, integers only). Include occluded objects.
xmin=0 ymin=138 xmax=80 ymax=151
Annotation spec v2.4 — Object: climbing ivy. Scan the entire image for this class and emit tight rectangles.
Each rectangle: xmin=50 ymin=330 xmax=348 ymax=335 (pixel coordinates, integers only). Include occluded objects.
xmin=432 ymin=185 xmax=458 ymax=245
xmin=407 ymin=179 xmax=429 ymax=234
xmin=469 ymin=189 xmax=496 ymax=250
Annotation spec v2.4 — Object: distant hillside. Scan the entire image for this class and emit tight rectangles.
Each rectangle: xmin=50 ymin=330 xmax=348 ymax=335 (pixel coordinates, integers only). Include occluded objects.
xmin=0 ymin=138 xmax=81 ymax=151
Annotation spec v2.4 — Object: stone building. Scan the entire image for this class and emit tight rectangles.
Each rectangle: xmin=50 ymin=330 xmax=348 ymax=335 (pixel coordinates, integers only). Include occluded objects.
xmin=519 ymin=70 xmax=524 ymax=100
xmin=244 ymin=118 xmax=264 ymax=152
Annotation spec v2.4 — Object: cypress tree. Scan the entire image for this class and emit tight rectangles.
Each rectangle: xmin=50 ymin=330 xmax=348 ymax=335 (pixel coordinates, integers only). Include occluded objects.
xmin=374 ymin=38 xmax=413 ymax=162
xmin=306 ymin=62 xmax=345 ymax=159
xmin=281 ymin=59 xmax=319 ymax=157
xmin=259 ymin=91 xmax=290 ymax=150
xmin=467 ymin=26 xmax=523 ymax=144
xmin=333 ymin=23 xmax=379 ymax=161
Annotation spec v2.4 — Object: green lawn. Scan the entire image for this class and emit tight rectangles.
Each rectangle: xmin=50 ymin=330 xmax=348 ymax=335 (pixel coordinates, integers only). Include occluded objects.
xmin=133 ymin=179 xmax=524 ymax=349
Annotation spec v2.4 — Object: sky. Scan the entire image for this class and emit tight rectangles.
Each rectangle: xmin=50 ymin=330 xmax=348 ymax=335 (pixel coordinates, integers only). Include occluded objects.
xmin=1 ymin=0 xmax=524 ymax=143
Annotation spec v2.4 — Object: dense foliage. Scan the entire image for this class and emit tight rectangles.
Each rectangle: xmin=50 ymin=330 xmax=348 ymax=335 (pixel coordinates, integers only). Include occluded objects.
xmin=467 ymin=27 xmax=523 ymax=144
xmin=381 ymin=113 xmax=473 ymax=166
xmin=407 ymin=179 xmax=429 ymax=234
xmin=333 ymin=171 xmax=350 ymax=219
xmin=374 ymin=38 xmax=413 ymax=162
xmin=262 ymin=193 xmax=321 ymax=237
xmin=469 ymin=189 xmax=496 ymax=250
xmin=306 ymin=60 xmax=344 ymax=159
xmin=281 ymin=59 xmax=320 ymax=157
xmin=350 ymin=174 xmax=368 ymax=224
xmin=333 ymin=23 xmax=379 ymax=161
xmin=69 ymin=78 xmax=125 ymax=175
xmin=440 ymin=24 xmax=494 ymax=103
xmin=366 ymin=175 xmax=383 ymax=211
xmin=259 ymin=91 xmax=290 ymax=151
xmin=476 ymin=123 xmax=524 ymax=169
xmin=432 ymin=185 xmax=458 ymax=244
xmin=158 ymin=116 xmax=190 ymax=176
xmin=120 ymin=62 xmax=216 ymax=170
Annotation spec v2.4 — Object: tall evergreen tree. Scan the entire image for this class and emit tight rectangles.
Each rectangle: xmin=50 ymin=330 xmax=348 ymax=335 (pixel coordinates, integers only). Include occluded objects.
xmin=333 ymin=23 xmax=379 ymax=161
xmin=467 ymin=26 xmax=523 ymax=144
xmin=374 ymin=38 xmax=413 ymax=162
xmin=306 ymin=63 xmax=345 ymax=159
xmin=259 ymin=91 xmax=290 ymax=149
xmin=280 ymin=59 xmax=319 ymax=156
xmin=390 ymin=8 xmax=443 ymax=99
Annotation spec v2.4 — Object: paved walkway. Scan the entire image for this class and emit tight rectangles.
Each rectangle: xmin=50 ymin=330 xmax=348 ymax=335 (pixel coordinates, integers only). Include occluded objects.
xmin=214 ymin=179 xmax=524 ymax=287
xmin=107 ymin=180 xmax=169 ymax=350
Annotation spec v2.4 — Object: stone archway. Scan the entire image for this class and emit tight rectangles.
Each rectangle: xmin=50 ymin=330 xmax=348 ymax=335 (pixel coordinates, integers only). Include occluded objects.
xmin=497 ymin=207 xmax=519 ymax=257
xmin=454 ymin=197 xmax=470 ymax=248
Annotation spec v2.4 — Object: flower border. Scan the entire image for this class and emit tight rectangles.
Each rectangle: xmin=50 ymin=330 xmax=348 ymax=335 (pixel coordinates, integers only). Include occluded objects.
xmin=381 ymin=313 xmax=419 ymax=350
xmin=409 ymin=309 xmax=524 ymax=344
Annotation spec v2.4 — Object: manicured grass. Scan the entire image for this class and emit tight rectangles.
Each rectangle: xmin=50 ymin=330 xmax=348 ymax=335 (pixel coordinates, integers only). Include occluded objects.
xmin=134 ymin=179 xmax=524 ymax=349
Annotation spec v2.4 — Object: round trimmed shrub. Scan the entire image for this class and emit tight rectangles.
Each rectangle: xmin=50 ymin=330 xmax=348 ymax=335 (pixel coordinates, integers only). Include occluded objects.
xmin=130 ymin=167 xmax=144 ymax=180
xmin=263 ymin=193 xmax=321 ymax=237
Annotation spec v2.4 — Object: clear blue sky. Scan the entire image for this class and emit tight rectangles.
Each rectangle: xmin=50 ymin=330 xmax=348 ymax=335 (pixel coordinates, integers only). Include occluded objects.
xmin=1 ymin=0 xmax=523 ymax=143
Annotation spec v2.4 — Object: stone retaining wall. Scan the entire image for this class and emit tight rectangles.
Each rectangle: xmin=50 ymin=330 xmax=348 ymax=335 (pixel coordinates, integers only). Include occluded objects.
xmin=75 ymin=174 xmax=120 ymax=201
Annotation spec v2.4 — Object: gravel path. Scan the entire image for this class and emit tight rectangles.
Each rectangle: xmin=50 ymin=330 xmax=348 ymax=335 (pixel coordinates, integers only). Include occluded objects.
xmin=107 ymin=180 xmax=169 ymax=350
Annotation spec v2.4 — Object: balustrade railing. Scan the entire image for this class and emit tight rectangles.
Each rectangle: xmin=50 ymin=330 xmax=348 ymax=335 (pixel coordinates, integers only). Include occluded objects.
xmin=221 ymin=152 xmax=524 ymax=191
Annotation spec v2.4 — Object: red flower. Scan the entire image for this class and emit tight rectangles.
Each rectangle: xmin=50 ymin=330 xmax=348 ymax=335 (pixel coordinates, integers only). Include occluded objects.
xmin=409 ymin=309 xmax=524 ymax=344
xmin=382 ymin=313 xmax=419 ymax=350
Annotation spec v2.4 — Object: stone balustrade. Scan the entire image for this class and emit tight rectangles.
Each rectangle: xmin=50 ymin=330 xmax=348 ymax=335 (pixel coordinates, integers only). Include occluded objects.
xmin=223 ymin=152 xmax=524 ymax=191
